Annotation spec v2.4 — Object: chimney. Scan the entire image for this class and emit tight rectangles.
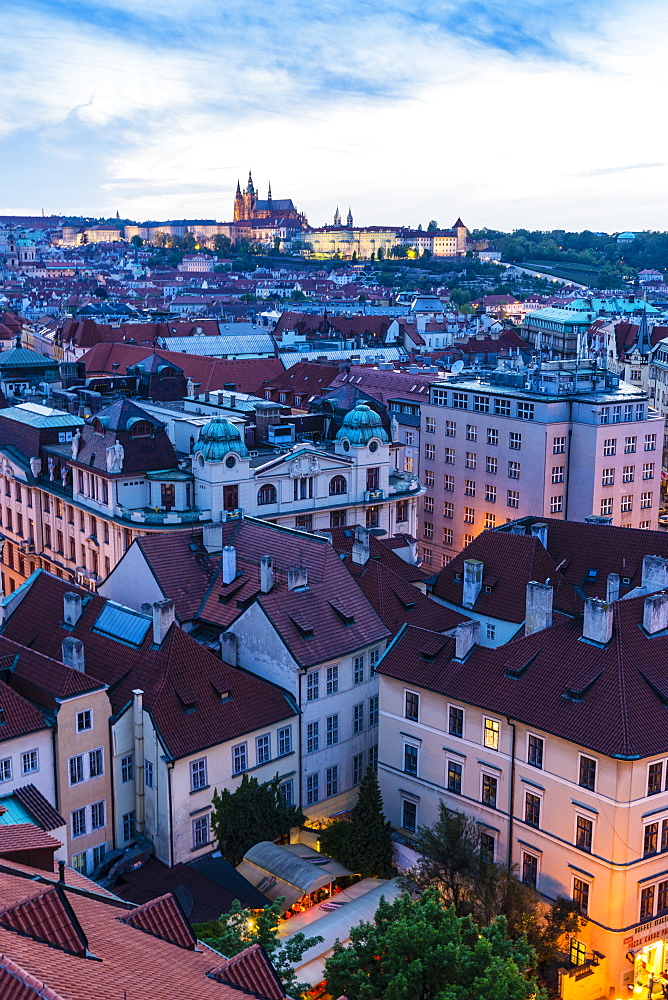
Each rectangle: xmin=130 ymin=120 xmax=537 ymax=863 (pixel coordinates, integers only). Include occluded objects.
xmin=222 ymin=545 xmax=237 ymax=585
xmin=63 ymin=591 xmax=83 ymax=627
xmin=606 ymin=573 xmax=620 ymax=603
xmin=641 ymin=555 xmax=668 ymax=593
xmin=351 ymin=526 xmax=370 ymax=566
xmin=152 ymin=599 xmax=175 ymax=644
xmin=141 ymin=602 xmax=152 ymax=615
xmin=288 ymin=566 xmax=308 ymax=590
xmin=462 ymin=559 xmax=483 ymax=609
xmin=643 ymin=592 xmax=668 ymax=635
xmin=220 ymin=631 xmax=237 ymax=665
xmin=530 ymin=522 xmax=548 ymax=548
xmin=454 ymin=620 xmax=480 ymax=660
xmin=260 ymin=555 xmax=274 ymax=593
xmin=133 ymin=689 xmax=145 ymax=835
xmin=62 ymin=636 xmax=85 ymax=672
xmin=582 ymin=597 xmax=613 ymax=644
xmin=525 ymin=580 xmax=553 ymax=636
xmin=58 ymin=860 xmax=66 ymax=883
xmin=203 ymin=521 xmax=223 ymax=553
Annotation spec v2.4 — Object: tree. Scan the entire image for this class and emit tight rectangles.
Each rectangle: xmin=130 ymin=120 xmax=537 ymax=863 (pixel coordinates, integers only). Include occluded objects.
xmin=181 ymin=231 xmax=196 ymax=252
xmin=194 ymin=898 xmax=323 ymax=1000
xmin=450 ymin=287 xmax=471 ymax=309
xmin=320 ymin=767 xmax=394 ymax=877
xmin=427 ymin=220 xmax=438 ymax=231
xmin=213 ymin=234 xmax=233 ymax=256
xmin=210 ymin=774 xmax=304 ymax=867
xmin=153 ymin=231 xmax=167 ymax=248
xmin=377 ymin=247 xmax=385 ymax=260
xmin=358 ymin=293 xmax=367 ymax=304
xmin=324 ymin=889 xmax=540 ymax=1000
xmin=130 ymin=235 xmax=143 ymax=247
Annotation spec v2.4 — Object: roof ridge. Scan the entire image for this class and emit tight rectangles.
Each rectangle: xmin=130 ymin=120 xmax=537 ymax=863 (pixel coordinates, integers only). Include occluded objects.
xmin=0 ymin=954 xmax=64 ymax=1000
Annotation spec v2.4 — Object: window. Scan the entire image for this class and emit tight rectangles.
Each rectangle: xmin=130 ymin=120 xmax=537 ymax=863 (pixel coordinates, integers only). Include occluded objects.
xmin=550 ymin=496 xmax=563 ymax=514
xmin=76 ymin=710 xmax=92 ymax=733
xmin=444 ymin=447 xmax=455 ymax=464
xmin=353 ymin=752 xmax=364 ymax=786
xmin=353 ymin=703 xmax=364 ymax=734
xmin=69 ymin=755 xmax=84 ymax=786
xmin=453 ymin=392 xmax=468 ymax=409
xmin=279 ymin=780 xmax=294 ymax=805
xmin=422 ymin=547 xmax=432 ymax=564
xmin=425 ymin=470 xmax=435 ymax=487
xmin=646 ymin=434 xmax=657 ymax=451
xmin=484 ymin=718 xmax=499 ymax=750
xmin=466 ymin=424 xmax=477 ymax=441
xmin=612 ymin=405 xmax=622 ymax=424
xmin=508 ymin=461 xmax=520 ymax=479
xmin=464 ymin=480 xmax=476 ymax=497
xmin=464 ymin=507 xmax=475 ymax=524
xmin=121 ymin=754 xmax=134 ymax=783
xmin=447 ymin=760 xmax=462 ymax=794
xmin=306 ymin=671 xmax=319 ymax=701
xmin=641 ymin=492 xmax=653 ymax=509
xmin=306 ymin=773 xmax=319 ymax=805
xmin=423 ymin=521 xmax=434 ymax=541
xmin=486 ymin=458 xmax=498 ymax=479
xmin=353 ymin=655 xmax=365 ymax=685
xmin=193 ymin=815 xmax=209 ymax=849
xmin=603 ymin=438 xmax=616 ymax=456
xmin=425 ymin=443 xmax=435 ymax=461
xmin=509 ymin=432 xmax=522 ymax=450
xmin=296 ymin=513 xmax=313 ymax=531
xmin=660 ymin=881 xmax=668 ymax=916
xmin=486 ymin=622 xmax=496 ymax=640
xmin=645 ymin=822 xmax=659 ymax=857
xmin=326 ymin=765 xmax=338 ymax=798
xmin=405 ymin=690 xmax=419 ymax=721
xmin=190 ymin=758 xmax=207 ymax=791
xmin=256 ymin=734 xmax=271 ymax=764
xmin=473 ymin=395 xmax=490 ymax=413
xmin=548 ymin=465 xmax=564 ymax=485
xmin=443 ymin=528 xmax=454 ymax=545
xmin=404 ymin=744 xmax=418 ymax=775
xmin=579 ymin=755 xmax=596 ymax=790
xmin=72 ymin=807 xmax=86 ymax=839
xmin=528 ymin=735 xmax=544 ymax=769
xmin=306 ymin=722 xmax=319 ymax=753
xmin=465 ymin=452 xmax=477 ymax=470
xmin=370 ymin=647 xmax=381 ymax=674
xmin=257 ymin=484 xmax=277 ymax=505
xmin=482 ymin=773 xmax=497 ymax=808
xmin=464 ymin=534 xmax=474 ymax=546
xmin=326 ymin=665 xmax=339 ymax=695
xmin=89 ymin=748 xmax=103 ymax=778
xmin=449 ymin=706 xmax=463 ymax=738
xmin=507 ymin=489 xmax=519 ymax=508
xmin=643 ymin=463 xmax=655 ymax=480
xmin=402 ymin=799 xmax=417 ymax=832
xmin=641 ymin=886 xmax=655 ymax=921
xmin=625 ymin=436 xmax=637 ymax=454
xmin=368 ymin=695 xmax=379 ymax=727
xmin=445 ymin=420 xmax=456 ymax=436
xmin=443 ymin=475 xmax=454 ymax=492
xmin=648 ymin=761 xmax=664 ymax=796
xmin=600 ymin=498 xmax=613 ymax=516
xmin=92 ymin=844 xmax=106 ymax=870
xmin=326 ymin=714 xmax=339 ymax=746
xmin=517 ymin=402 xmax=534 ymax=420
xmin=573 ymin=877 xmax=589 ymax=916
xmin=522 ymin=851 xmax=538 ymax=887
xmin=294 ymin=477 xmax=313 ymax=501
xmin=0 ymin=758 xmax=11 ymax=783
xmin=481 ymin=832 xmax=495 ymax=863
xmin=525 ymin=792 xmax=541 ymax=828
xmin=91 ymin=800 xmax=105 ymax=830
xmin=21 ymin=750 xmax=38 ymax=775
xmin=368 ymin=744 xmax=378 ymax=772
xmin=622 ymin=465 xmax=635 ymax=483
xmin=553 ymin=436 xmax=566 ymax=454
xmin=484 ymin=513 xmax=496 ymax=528
xmin=621 ymin=495 xmax=633 ymax=512
xmin=485 ymin=485 xmax=496 ymax=503
xmin=328 ymin=475 xmax=347 ymax=497
xmin=576 ymin=815 xmax=593 ymax=852
xmin=495 ymin=398 xmax=511 ymax=416
xmin=426 ymin=416 xmax=436 ymax=433
xmin=487 ymin=428 xmax=498 ymax=446
xmin=72 ymin=851 xmax=86 ymax=875
xmin=424 ymin=496 xmax=434 ymax=514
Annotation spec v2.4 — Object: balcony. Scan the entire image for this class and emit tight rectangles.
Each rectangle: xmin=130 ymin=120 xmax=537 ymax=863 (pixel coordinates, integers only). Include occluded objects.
xmin=124 ymin=507 xmax=212 ymax=526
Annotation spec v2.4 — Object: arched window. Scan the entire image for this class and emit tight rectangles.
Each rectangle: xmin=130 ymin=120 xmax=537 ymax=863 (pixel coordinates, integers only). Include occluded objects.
xmin=329 ymin=475 xmax=347 ymax=496
xmin=130 ymin=421 xmax=153 ymax=438
xmin=257 ymin=484 xmax=277 ymax=505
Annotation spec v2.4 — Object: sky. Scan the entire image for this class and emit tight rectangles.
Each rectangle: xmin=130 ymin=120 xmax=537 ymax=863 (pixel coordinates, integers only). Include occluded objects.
xmin=1 ymin=0 xmax=666 ymax=232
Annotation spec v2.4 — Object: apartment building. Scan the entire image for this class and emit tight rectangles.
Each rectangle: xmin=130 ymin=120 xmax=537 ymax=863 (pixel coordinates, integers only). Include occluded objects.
xmin=377 ymin=585 xmax=668 ymax=998
xmin=419 ymin=360 xmax=663 ymax=568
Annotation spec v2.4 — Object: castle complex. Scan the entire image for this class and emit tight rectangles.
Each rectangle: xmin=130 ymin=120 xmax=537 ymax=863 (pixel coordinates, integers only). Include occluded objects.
xmin=233 ymin=170 xmax=307 ymax=226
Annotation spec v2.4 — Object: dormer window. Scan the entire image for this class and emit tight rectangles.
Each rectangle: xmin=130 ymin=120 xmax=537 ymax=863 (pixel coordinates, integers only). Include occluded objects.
xmin=130 ymin=421 xmax=153 ymax=438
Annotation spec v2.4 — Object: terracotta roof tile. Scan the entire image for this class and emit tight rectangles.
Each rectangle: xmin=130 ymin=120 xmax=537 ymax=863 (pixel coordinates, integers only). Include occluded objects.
xmin=11 ymin=787 xmax=64 ymax=833
xmin=0 ymin=827 xmax=62 ymax=856
xmin=0 ymin=885 xmax=87 ymax=957
xmin=122 ymin=893 xmax=196 ymax=950
xmin=0 ymin=955 xmax=64 ymax=1000
xmin=209 ymin=943 xmax=287 ymax=1000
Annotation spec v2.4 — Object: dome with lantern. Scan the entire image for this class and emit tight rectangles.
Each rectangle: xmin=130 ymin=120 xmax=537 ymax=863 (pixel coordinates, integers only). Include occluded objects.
xmin=196 ymin=416 xmax=249 ymax=461
xmin=335 ymin=403 xmax=389 ymax=446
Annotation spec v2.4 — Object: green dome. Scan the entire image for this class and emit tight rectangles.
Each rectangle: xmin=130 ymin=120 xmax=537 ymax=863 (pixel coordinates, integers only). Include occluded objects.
xmin=335 ymin=403 xmax=388 ymax=446
xmin=197 ymin=416 xmax=249 ymax=461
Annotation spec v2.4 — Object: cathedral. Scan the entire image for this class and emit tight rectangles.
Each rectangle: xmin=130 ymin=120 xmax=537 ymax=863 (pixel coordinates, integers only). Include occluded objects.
xmin=233 ymin=171 xmax=307 ymax=226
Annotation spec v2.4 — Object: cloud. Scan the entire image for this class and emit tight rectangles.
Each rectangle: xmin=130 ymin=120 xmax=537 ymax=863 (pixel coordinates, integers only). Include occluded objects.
xmin=574 ymin=163 xmax=666 ymax=177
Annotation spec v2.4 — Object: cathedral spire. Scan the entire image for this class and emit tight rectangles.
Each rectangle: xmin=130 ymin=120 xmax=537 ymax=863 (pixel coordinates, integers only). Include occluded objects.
xmin=346 ymin=207 xmax=353 ymax=228
xmin=246 ymin=170 xmax=255 ymax=195
xmin=333 ymin=206 xmax=341 ymax=226
xmin=236 ymin=178 xmax=241 ymax=194
xmin=268 ymin=181 xmax=272 ymax=202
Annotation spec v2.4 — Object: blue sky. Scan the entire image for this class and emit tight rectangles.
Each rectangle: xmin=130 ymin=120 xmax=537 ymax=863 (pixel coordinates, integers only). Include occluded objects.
xmin=1 ymin=0 xmax=666 ymax=230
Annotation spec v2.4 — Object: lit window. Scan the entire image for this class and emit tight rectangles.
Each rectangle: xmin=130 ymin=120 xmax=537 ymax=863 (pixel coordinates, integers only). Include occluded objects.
xmin=447 ymin=760 xmax=462 ymax=794
xmin=484 ymin=718 xmax=499 ymax=750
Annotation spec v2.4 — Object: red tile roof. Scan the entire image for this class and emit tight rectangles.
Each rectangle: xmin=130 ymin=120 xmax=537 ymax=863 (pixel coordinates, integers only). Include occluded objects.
xmin=0 ymin=885 xmax=87 ymax=957
xmin=11 ymin=787 xmax=64 ymax=833
xmin=328 ymin=526 xmax=427 ymax=584
xmin=0 ymin=955 xmax=63 ymax=1000
xmin=0 ymin=826 xmax=62 ymax=856
xmin=210 ymin=944 xmax=287 ymax=1000
xmin=0 ymin=679 xmax=51 ymax=746
xmin=122 ymin=893 xmax=196 ymax=950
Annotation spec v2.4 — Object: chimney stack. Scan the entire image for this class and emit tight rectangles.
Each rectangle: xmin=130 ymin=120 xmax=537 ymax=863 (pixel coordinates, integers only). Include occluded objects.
xmin=644 ymin=592 xmax=668 ymax=635
xmin=152 ymin=599 xmax=175 ymax=645
xmin=454 ymin=620 xmax=480 ymax=660
xmin=222 ymin=545 xmax=237 ymax=585
xmin=606 ymin=573 xmax=620 ymax=603
xmin=351 ymin=526 xmax=370 ymax=566
xmin=63 ymin=592 xmax=83 ymax=627
xmin=62 ymin=636 xmax=85 ymax=671
xmin=462 ymin=559 xmax=483 ymax=609
xmin=220 ymin=631 xmax=237 ymax=665
xmin=203 ymin=521 xmax=223 ymax=553
xmin=641 ymin=555 xmax=668 ymax=593
xmin=530 ymin=522 xmax=548 ymax=549
xmin=525 ymin=580 xmax=553 ymax=636
xmin=582 ymin=597 xmax=613 ymax=644
xmin=288 ymin=566 xmax=308 ymax=590
xmin=260 ymin=555 xmax=274 ymax=593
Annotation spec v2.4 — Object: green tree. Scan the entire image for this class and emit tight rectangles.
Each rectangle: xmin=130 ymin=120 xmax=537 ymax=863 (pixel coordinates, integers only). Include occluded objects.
xmin=194 ymin=898 xmax=323 ymax=1000
xmin=181 ymin=231 xmax=196 ymax=252
xmin=358 ymin=293 xmax=367 ymax=304
xmin=130 ymin=235 xmax=143 ymax=247
xmin=213 ymin=234 xmax=233 ymax=256
xmin=377 ymin=247 xmax=385 ymax=260
xmin=153 ymin=231 xmax=167 ymax=248
xmin=210 ymin=774 xmax=304 ymax=866
xmin=320 ymin=767 xmax=393 ymax=877
xmin=324 ymin=889 xmax=541 ymax=1000
xmin=450 ymin=287 xmax=471 ymax=309
xmin=427 ymin=220 xmax=438 ymax=231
